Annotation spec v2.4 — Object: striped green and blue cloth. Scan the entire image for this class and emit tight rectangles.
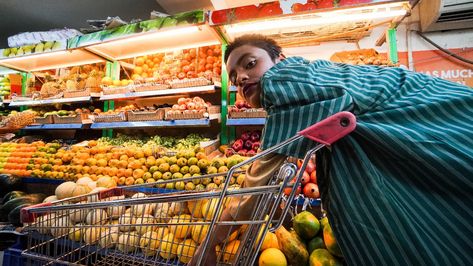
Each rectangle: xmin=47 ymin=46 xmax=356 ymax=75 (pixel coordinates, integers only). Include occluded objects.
xmin=260 ymin=57 xmax=473 ymax=265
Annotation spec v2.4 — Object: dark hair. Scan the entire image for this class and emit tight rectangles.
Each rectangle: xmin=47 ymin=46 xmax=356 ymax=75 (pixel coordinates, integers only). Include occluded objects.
xmin=224 ymin=34 xmax=282 ymax=63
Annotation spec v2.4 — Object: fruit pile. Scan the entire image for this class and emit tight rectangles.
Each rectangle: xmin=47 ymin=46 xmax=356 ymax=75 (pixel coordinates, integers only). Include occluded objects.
xmin=226 ymin=130 xmax=261 ymax=157
xmin=0 ymin=75 xmax=11 ymax=98
xmin=228 ymin=100 xmax=267 ymax=118
xmin=34 ymin=191 xmax=248 ymax=264
xmin=228 ymin=100 xmax=252 ymax=112
xmin=0 ymin=142 xmax=41 ymax=177
xmin=1 ymin=41 xmax=62 ymax=57
xmin=257 ymin=211 xmax=344 ymax=266
xmin=127 ymin=44 xmax=222 ymax=83
xmin=167 ymin=97 xmax=212 ymax=116
xmin=285 ymin=158 xmax=319 ymax=199
xmin=0 ymin=135 xmax=243 ymax=191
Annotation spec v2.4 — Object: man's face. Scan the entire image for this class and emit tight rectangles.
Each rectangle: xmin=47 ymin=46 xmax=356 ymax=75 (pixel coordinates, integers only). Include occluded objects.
xmin=226 ymin=45 xmax=280 ymax=108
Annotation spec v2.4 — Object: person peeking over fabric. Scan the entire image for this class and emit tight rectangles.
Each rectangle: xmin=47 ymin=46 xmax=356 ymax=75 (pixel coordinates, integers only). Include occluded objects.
xmin=189 ymin=34 xmax=473 ymax=266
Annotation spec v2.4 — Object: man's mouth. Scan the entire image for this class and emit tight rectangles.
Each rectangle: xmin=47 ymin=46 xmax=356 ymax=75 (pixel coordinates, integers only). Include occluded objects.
xmin=242 ymin=83 xmax=257 ymax=99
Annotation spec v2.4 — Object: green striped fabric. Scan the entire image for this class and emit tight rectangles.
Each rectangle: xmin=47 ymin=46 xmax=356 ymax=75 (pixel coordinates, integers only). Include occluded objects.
xmin=260 ymin=57 xmax=473 ymax=265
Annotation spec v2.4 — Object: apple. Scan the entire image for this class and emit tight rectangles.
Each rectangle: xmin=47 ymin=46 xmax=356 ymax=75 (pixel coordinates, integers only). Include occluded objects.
xmin=303 ymin=183 xmax=319 ymax=198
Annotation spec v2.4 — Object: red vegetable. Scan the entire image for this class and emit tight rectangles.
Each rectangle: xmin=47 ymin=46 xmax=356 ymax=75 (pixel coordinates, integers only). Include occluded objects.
xmin=246 ymin=150 xmax=256 ymax=157
xmin=225 ymin=148 xmax=236 ymax=157
xmin=250 ymin=131 xmax=261 ymax=141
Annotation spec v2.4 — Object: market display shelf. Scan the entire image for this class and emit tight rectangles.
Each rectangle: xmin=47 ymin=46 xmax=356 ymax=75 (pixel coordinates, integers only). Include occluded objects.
xmin=99 ymin=85 xmax=217 ymax=101
xmin=23 ymin=123 xmax=90 ymax=130
xmin=90 ymin=114 xmax=220 ymax=129
xmin=226 ymin=117 xmax=266 ymax=126
xmin=8 ymin=96 xmax=95 ymax=107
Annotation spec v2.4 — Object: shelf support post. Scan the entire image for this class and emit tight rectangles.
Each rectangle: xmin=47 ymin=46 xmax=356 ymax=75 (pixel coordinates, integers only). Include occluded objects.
xmin=387 ymin=27 xmax=399 ymax=64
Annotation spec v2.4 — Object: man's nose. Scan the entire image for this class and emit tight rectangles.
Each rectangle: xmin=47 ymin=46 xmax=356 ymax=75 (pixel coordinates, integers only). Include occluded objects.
xmin=236 ymin=73 xmax=248 ymax=87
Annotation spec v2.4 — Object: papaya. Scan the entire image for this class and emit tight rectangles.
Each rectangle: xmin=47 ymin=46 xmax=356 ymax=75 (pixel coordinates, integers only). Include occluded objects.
xmin=323 ymin=222 xmax=343 ymax=258
xmin=293 ymin=211 xmax=320 ymax=240
xmin=307 ymin=236 xmax=325 ymax=254
xmin=309 ymin=249 xmax=343 ymax=266
xmin=275 ymin=226 xmax=309 ymax=265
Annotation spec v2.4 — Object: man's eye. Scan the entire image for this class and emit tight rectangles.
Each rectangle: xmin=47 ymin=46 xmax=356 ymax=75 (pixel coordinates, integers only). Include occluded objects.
xmin=246 ymin=60 xmax=256 ymax=69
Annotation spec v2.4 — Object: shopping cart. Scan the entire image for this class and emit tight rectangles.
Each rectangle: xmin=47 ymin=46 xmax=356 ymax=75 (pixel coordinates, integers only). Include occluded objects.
xmin=20 ymin=112 xmax=356 ymax=265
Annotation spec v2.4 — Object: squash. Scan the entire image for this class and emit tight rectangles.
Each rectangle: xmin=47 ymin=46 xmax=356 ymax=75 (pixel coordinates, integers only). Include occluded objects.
xmin=0 ymin=194 xmax=46 ymax=220
xmin=76 ymin=177 xmax=93 ymax=186
xmin=51 ymin=216 xmax=72 ymax=237
xmin=0 ymin=175 xmax=24 ymax=197
xmin=96 ymin=176 xmax=117 ymax=188
xmin=2 ymin=191 xmax=27 ymax=204
xmin=55 ymin=182 xmax=77 ymax=200
xmin=43 ymin=195 xmax=58 ymax=203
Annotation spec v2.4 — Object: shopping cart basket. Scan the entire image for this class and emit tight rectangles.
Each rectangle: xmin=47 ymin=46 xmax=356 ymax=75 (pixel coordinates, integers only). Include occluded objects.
xmin=20 ymin=112 xmax=356 ymax=265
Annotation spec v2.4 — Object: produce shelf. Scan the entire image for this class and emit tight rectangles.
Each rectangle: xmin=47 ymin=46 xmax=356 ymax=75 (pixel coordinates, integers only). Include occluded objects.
xmin=23 ymin=123 xmax=90 ymax=130
xmin=99 ymin=85 xmax=216 ymax=101
xmin=9 ymin=96 xmax=95 ymax=107
xmin=226 ymin=117 xmax=266 ymax=126
xmin=0 ymin=49 xmax=105 ymax=73
xmin=91 ymin=114 xmax=220 ymax=129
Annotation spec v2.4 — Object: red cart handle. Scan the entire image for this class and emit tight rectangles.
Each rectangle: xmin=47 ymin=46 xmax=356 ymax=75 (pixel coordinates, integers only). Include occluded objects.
xmin=298 ymin=112 xmax=356 ymax=145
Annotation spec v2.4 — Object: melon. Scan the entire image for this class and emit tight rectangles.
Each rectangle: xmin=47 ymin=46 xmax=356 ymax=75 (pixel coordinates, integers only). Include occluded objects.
xmin=117 ymin=232 xmax=139 ymax=253
xmin=169 ymin=202 xmax=188 ymax=216
xmin=43 ymin=195 xmax=58 ymax=203
xmin=131 ymin=203 xmax=153 ymax=217
xmin=51 ymin=216 xmax=72 ymax=237
xmin=36 ymin=213 xmax=56 ymax=234
xmin=87 ymin=187 xmax=108 ymax=202
xmin=76 ymin=177 xmax=93 ymax=186
xmin=71 ymin=184 xmax=91 ymax=197
xmin=69 ymin=201 xmax=89 ymax=223
xmin=96 ymin=176 xmax=117 ymax=188
xmin=98 ymin=229 xmax=119 ymax=248
xmin=68 ymin=224 xmax=83 ymax=242
xmin=83 ymin=227 xmax=102 ymax=244
xmin=107 ymin=205 xmax=126 ymax=219
xmin=118 ymin=213 xmax=136 ymax=232
xmin=139 ymin=231 xmax=160 ymax=256
xmin=85 ymin=209 xmax=108 ymax=225
xmin=55 ymin=182 xmax=77 ymax=200
xmin=135 ymin=214 xmax=156 ymax=235
xmin=154 ymin=202 xmax=170 ymax=223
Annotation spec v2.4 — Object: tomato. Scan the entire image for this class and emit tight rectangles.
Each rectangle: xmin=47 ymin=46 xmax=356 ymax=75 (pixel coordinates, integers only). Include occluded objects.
xmin=234 ymin=5 xmax=259 ymax=21
xmin=316 ymin=0 xmax=334 ymax=9
xmin=337 ymin=0 xmax=371 ymax=7
xmin=303 ymin=2 xmax=318 ymax=11
xmin=258 ymin=2 xmax=283 ymax=17
xmin=291 ymin=3 xmax=305 ymax=13
xmin=210 ymin=10 xmax=228 ymax=24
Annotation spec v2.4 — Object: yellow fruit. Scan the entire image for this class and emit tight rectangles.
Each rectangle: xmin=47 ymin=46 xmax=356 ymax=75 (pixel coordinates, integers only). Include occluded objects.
xmin=259 ymin=248 xmax=287 ymax=266
xmin=168 ymin=214 xmax=192 ymax=239
xmin=223 ymin=240 xmax=240 ymax=263
xmin=68 ymin=227 xmax=82 ymax=242
xmin=135 ymin=214 xmax=156 ymax=235
xmin=201 ymin=198 xmax=222 ymax=220
xmin=117 ymin=232 xmax=139 ymax=253
xmin=187 ymin=200 xmax=205 ymax=218
xmin=177 ymin=239 xmax=198 ymax=263
xmin=140 ymin=231 xmax=161 ymax=256
xmin=160 ymin=233 xmax=178 ymax=259
xmin=191 ymin=223 xmax=209 ymax=244
xmin=261 ymin=232 xmax=279 ymax=251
